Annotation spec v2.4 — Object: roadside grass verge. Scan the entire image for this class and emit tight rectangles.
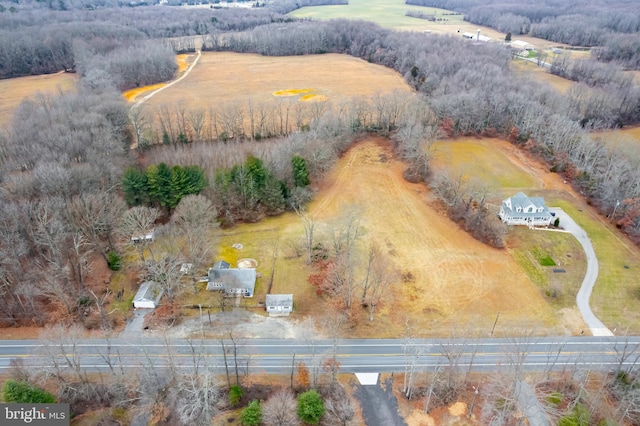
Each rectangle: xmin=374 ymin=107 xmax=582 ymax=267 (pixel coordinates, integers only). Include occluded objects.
xmin=549 ymin=196 xmax=640 ymax=332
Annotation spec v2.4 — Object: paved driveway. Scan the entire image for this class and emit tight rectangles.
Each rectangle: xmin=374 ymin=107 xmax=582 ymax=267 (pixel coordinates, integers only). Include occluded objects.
xmin=354 ymin=376 xmax=407 ymax=426
xmin=549 ymin=208 xmax=613 ymax=336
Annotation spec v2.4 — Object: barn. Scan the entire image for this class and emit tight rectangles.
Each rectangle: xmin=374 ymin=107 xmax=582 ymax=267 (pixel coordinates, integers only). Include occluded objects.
xmin=132 ymin=281 xmax=163 ymax=309
xmin=511 ymin=40 xmax=534 ymax=51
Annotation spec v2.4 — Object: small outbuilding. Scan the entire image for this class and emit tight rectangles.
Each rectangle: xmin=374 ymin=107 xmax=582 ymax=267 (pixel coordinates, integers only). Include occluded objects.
xmin=266 ymin=294 xmax=293 ymax=317
xmin=132 ymin=281 xmax=163 ymax=309
xmin=131 ymin=229 xmax=155 ymax=244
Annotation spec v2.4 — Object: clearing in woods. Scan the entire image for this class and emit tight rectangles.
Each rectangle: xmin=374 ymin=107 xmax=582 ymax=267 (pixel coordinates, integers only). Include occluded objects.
xmin=0 ymin=71 xmax=77 ymax=128
xmin=139 ymin=52 xmax=412 ymax=109
xmin=511 ymin=59 xmax=574 ymax=93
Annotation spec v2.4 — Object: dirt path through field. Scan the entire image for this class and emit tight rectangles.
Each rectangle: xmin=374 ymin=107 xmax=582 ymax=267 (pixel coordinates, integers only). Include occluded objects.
xmin=310 ymin=136 xmax=559 ymax=336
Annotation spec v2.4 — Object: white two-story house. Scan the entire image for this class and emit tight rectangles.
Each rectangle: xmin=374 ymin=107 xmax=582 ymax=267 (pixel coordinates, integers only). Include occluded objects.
xmin=498 ymin=192 xmax=554 ymax=227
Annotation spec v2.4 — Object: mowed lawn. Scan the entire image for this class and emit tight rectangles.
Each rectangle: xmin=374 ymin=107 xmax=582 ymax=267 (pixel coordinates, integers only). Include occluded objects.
xmin=548 ymin=195 xmax=640 ymax=333
xmin=0 ymin=72 xmax=77 ymax=128
xmin=142 ymin=52 xmax=413 ymax=109
xmin=431 ymin=138 xmax=539 ymax=192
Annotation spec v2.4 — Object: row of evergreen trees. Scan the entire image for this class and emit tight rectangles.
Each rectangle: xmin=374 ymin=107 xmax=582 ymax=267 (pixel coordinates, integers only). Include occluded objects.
xmin=121 ymin=155 xmax=311 ymax=222
xmin=212 ymin=154 xmax=311 ymax=224
xmin=122 ymin=163 xmax=207 ymax=210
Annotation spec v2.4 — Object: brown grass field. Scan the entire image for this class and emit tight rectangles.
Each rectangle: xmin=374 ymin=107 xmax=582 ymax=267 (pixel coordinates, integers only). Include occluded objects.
xmin=0 ymin=71 xmax=77 ymax=128
xmin=511 ymin=59 xmax=574 ymax=93
xmin=138 ymin=52 xmax=413 ymax=109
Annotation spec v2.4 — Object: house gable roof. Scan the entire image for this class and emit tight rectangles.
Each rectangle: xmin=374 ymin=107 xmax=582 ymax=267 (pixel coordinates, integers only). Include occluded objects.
xmin=501 ymin=192 xmax=551 ymax=217
xmin=133 ymin=281 xmax=163 ymax=303
xmin=207 ymin=266 xmax=256 ymax=293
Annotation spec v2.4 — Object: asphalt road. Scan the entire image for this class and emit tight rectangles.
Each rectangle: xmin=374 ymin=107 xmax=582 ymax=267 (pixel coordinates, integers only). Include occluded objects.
xmin=549 ymin=208 xmax=613 ymax=336
xmin=1 ymin=336 xmax=637 ymax=374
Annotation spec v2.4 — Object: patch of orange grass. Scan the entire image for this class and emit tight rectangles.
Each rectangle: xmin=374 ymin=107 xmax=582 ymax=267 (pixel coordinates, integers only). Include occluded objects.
xmin=177 ymin=54 xmax=190 ymax=73
xmin=122 ymin=83 xmax=166 ymax=102
xmin=273 ymin=88 xmax=316 ymax=96
xmin=300 ymin=93 xmax=328 ymax=102
xmin=122 ymin=54 xmax=191 ymax=102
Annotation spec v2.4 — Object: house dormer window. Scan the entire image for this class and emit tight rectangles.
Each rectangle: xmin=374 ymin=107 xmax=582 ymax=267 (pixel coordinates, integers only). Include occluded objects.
xmin=516 ymin=207 xmax=522 ymax=212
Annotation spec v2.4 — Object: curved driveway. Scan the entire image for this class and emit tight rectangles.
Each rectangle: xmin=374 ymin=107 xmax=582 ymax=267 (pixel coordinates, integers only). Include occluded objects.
xmin=549 ymin=208 xmax=613 ymax=336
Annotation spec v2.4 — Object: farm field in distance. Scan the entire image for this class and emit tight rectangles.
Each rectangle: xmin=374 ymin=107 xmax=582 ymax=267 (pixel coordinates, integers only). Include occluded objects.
xmin=289 ymin=0 xmax=572 ymax=51
xmin=0 ymin=71 xmax=77 ymax=128
xmin=139 ymin=52 xmax=413 ymax=110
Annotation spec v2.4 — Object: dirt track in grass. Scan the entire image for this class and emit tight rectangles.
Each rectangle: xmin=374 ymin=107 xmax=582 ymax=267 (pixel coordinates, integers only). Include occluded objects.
xmin=310 ymin=136 xmax=559 ymax=337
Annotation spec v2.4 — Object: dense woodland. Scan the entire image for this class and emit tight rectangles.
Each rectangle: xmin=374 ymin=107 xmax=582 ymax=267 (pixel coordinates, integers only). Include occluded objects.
xmin=0 ymin=0 xmax=639 ymax=423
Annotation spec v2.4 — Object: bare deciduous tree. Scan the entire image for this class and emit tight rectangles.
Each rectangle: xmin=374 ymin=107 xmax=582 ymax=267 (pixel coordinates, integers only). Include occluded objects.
xmin=262 ymin=388 xmax=299 ymax=426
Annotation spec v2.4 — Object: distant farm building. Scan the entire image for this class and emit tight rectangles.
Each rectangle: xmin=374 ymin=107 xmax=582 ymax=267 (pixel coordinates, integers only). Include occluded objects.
xmin=511 ymin=40 xmax=534 ymax=51
xmin=462 ymin=30 xmax=491 ymax=42
xmin=498 ymin=192 xmax=554 ymax=227
xmin=207 ymin=261 xmax=256 ymax=297
xmin=266 ymin=294 xmax=293 ymax=317
xmin=133 ymin=281 xmax=163 ymax=309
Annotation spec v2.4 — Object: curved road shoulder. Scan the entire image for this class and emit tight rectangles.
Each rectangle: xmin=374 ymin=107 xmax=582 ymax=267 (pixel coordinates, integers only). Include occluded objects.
xmin=549 ymin=208 xmax=613 ymax=336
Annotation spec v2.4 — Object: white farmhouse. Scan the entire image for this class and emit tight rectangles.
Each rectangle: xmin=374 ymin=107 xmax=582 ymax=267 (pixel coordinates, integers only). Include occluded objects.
xmin=498 ymin=192 xmax=554 ymax=227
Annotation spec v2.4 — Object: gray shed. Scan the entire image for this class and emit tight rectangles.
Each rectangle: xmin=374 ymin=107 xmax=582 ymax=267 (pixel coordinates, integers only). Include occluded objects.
xmin=266 ymin=294 xmax=293 ymax=316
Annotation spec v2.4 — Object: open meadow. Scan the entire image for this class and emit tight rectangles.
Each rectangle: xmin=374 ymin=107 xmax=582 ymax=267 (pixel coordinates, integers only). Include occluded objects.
xmin=137 ymin=52 xmax=413 ymax=109
xmin=0 ymin=72 xmax=77 ymax=128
